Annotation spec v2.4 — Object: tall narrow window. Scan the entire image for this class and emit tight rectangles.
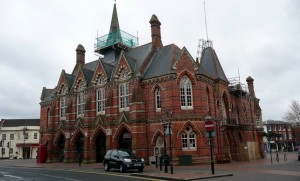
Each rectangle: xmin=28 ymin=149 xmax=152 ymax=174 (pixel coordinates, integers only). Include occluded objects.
xmin=119 ymin=83 xmax=129 ymax=111
xmin=180 ymin=76 xmax=193 ymax=109
xmin=10 ymin=134 xmax=14 ymax=140
xmin=2 ymin=134 xmax=6 ymax=140
xmin=97 ymin=88 xmax=105 ymax=115
xmin=34 ymin=133 xmax=38 ymax=139
xmin=60 ymin=97 xmax=66 ymax=119
xmin=77 ymin=92 xmax=85 ymax=117
xmin=206 ymin=88 xmax=210 ymax=114
xmin=155 ymin=88 xmax=161 ymax=111
xmin=47 ymin=109 xmax=50 ymax=127
xmin=181 ymin=126 xmax=196 ymax=150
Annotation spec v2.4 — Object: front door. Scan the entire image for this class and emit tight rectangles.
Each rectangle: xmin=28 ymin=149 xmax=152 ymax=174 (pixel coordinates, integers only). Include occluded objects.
xmin=76 ymin=134 xmax=84 ymax=162
xmin=118 ymin=130 xmax=132 ymax=152
xmin=96 ymin=132 xmax=106 ymax=162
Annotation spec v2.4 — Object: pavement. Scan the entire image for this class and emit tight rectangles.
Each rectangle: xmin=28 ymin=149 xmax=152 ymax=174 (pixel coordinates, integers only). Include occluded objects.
xmin=0 ymin=152 xmax=298 ymax=181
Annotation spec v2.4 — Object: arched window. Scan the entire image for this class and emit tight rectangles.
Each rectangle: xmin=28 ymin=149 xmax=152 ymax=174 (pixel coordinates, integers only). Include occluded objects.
xmin=180 ymin=76 xmax=193 ymax=109
xmin=60 ymin=97 xmax=66 ymax=119
xmin=59 ymin=86 xmax=67 ymax=120
xmin=206 ymin=88 xmax=210 ymax=114
xmin=77 ymin=81 xmax=85 ymax=117
xmin=155 ymin=88 xmax=161 ymax=111
xmin=47 ymin=108 xmax=50 ymax=127
xmin=119 ymin=69 xmax=130 ymax=112
xmin=97 ymin=88 xmax=105 ymax=115
xmin=182 ymin=126 xmax=196 ymax=150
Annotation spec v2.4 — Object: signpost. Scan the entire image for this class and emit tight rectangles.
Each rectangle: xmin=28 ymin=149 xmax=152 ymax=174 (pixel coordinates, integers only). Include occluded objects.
xmin=205 ymin=116 xmax=215 ymax=175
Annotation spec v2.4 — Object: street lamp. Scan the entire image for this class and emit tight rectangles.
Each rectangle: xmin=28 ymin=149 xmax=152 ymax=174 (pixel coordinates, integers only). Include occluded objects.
xmin=23 ymin=126 xmax=27 ymax=159
xmin=162 ymin=121 xmax=173 ymax=174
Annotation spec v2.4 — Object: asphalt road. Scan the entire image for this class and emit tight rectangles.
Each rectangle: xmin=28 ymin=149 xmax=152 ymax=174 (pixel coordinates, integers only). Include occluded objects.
xmin=0 ymin=166 xmax=162 ymax=181
xmin=208 ymin=159 xmax=300 ymax=181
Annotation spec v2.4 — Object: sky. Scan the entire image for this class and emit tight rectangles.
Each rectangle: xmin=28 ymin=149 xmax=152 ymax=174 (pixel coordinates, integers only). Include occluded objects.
xmin=0 ymin=0 xmax=299 ymax=121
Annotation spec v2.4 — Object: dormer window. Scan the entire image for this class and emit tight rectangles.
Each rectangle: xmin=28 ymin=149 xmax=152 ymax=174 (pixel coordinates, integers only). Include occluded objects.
xmin=97 ymin=75 xmax=106 ymax=85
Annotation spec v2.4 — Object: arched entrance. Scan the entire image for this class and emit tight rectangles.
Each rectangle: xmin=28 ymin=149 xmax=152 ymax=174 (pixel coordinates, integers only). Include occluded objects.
xmin=118 ymin=130 xmax=132 ymax=152
xmin=76 ymin=133 xmax=84 ymax=161
xmin=57 ymin=135 xmax=65 ymax=162
xmin=96 ymin=132 xmax=106 ymax=162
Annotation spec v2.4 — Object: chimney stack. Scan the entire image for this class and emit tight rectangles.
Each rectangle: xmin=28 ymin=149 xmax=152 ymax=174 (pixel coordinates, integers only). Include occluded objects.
xmin=246 ymin=76 xmax=256 ymax=98
xmin=149 ymin=14 xmax=163 ymax=49
xmin=76 ymin=44 xmax=86 ymax=67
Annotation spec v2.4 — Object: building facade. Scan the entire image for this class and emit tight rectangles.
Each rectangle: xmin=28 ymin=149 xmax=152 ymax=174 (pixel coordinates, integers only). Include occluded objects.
xmin=263 ymin=120 xmax=295 ymax=152
xmin=0 ymin=119 xmax=40 ymax=159
xmin=40 ymin=3 xmax=264 ymax=164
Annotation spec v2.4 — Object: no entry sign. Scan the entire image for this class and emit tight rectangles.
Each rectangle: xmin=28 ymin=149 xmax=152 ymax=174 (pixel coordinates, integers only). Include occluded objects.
xmin=205 ymin=120 xmax=215 ymax=132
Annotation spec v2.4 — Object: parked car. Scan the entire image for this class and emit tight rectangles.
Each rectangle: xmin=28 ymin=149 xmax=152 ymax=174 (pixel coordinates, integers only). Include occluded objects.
xmin=103 ymin=149 xmax=145 ymax=172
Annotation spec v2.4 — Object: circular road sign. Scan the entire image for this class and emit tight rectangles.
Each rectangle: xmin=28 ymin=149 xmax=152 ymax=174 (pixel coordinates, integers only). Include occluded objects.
xmin=205 ymin=120 xmax=215 ymax=132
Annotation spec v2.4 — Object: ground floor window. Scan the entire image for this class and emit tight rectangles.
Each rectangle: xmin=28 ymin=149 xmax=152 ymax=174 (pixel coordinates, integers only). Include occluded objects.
xmin=182 ymin=126 xmax=196 ymax=150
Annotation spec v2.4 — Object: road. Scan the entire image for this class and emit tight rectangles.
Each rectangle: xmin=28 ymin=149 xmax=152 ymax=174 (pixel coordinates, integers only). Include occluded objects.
xmin=0 ymin=165 xmax=162 ymax=181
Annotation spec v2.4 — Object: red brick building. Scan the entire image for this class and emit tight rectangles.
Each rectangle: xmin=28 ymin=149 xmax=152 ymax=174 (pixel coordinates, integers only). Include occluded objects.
xmin=39 ymin=3 xmax=264 ymax=164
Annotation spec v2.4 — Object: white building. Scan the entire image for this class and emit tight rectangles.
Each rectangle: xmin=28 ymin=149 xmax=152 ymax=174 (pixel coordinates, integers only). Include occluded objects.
xmin=0 ymin=119 xmax=40 ymax=159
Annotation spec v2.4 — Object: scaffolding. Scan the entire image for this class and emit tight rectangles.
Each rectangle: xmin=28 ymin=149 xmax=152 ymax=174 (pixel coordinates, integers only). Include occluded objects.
xmin=95 ymin=30 xmax=139 ymax=53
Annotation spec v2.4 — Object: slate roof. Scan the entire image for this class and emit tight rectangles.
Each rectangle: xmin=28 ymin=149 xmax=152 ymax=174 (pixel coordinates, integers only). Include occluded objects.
xmin=199 ymin=47 xmax=228 ymax=82
xmin=40 ymin=5 xmax=230 ymax=103
xmin=143 ymin=44 xmax=180 ymax=79
xmin=1 ymin=119 xmax=40 ymax=127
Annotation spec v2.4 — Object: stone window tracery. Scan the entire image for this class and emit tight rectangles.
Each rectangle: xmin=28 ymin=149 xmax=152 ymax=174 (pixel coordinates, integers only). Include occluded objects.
xmin=180 ymin=76 xmax=193 ymax=109
xmin=182 ymin=126 xmax=196 ymax=150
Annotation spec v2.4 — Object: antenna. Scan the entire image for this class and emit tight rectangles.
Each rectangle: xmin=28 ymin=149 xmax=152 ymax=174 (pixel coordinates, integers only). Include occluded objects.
xmin=203 ymin=1 xmax=209 ymax=40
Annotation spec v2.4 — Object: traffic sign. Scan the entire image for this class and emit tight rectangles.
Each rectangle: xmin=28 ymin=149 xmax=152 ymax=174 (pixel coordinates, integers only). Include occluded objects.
xmin=205 ymin=120 xmax=215 ymax=132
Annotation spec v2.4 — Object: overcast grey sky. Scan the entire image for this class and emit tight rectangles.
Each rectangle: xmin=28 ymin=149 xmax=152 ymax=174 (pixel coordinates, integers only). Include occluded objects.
xmin=0 ymin=0 xmax=299 ymax=121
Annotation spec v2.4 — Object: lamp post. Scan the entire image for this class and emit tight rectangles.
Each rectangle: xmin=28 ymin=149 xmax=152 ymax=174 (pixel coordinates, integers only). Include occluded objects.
xmin=205 ymin=116 xmax=215 ymax=175
xmin=23 ymin=126 xmax=27 ymax=159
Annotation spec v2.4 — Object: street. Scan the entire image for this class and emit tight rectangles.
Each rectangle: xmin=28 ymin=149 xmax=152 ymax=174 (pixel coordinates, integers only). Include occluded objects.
xmin=0 ymin=165 xmax=161 ymax=181
xmin=0 ymin=152 xmax=299 ymax=181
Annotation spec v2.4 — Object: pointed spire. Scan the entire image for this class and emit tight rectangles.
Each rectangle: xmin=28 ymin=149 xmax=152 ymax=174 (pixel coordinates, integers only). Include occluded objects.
xmin=109 ymin=2 xmax=120 ymax=33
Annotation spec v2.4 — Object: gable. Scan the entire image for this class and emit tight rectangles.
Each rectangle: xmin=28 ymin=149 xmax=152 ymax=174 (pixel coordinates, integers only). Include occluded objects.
xmin=57 ymin=70 xmax=71 ymax=95
xmin=172 ymin=47 xmax=198 ymax=72
xmin=72 ymin=66 xmax=88 ymax=90
xmin=113 ymin=51 xmax=132 ymax=80
xmin=92 ymin=60 xmax=109 ymax=85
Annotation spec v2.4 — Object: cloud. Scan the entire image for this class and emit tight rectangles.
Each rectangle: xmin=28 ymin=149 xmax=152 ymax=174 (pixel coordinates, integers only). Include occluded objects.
xmin=0 ymin=0 xmax=299 ymax=121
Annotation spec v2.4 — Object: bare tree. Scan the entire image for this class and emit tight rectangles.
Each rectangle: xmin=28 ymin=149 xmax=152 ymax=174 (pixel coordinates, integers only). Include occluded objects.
xmin=283 ymin=100 xmax=300 ymax=127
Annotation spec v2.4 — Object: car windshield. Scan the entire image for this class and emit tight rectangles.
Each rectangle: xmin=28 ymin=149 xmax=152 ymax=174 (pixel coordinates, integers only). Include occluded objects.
xmin=118 ymin=150 xmax=130 ymax=157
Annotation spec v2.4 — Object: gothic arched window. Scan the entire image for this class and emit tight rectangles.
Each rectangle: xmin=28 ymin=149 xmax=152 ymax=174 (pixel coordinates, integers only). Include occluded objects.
xmin=180 ymin=76 xmax=193 ymax=109
xmin=155 ymin=88 xmax=161 ymax=111
xmin=182 ymin=126 xmax=196 ymax=150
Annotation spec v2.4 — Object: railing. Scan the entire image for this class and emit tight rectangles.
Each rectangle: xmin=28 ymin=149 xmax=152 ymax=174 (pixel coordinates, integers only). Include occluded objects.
xmin=95 ymin=30 xmax=138 ymax=50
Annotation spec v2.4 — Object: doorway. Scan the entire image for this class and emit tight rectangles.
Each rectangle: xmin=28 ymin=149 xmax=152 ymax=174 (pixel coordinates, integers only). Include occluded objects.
xmin=118 ymin=130 xmax=132 ymax=152
xmin=96 ymin=132 xmax=106 ymax=163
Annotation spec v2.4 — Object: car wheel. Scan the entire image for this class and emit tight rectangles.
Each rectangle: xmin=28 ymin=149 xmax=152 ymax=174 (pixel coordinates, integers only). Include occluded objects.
xmin=138 ymin=168 xmax=144 ymax=172
xmin=104 ymin=162 xmax=110 ymax=172
xmin=119 ymin=163 xmax=126 ymax=173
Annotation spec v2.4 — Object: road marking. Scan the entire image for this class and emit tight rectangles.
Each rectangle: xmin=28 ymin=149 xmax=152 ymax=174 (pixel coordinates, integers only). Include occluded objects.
xmin=4 ymin=175 xmax=22 ymax=179
xmin=20 ymin=171 xmax=81 ymax=181
xmin=62 ymin=170 xmax=164 ymax=181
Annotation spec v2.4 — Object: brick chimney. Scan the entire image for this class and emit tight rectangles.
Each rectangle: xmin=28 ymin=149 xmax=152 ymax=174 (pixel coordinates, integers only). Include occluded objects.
xmin=149 ymin=14 xmax=163 ymax=49
xmin=76 ymin=44 xmax=85 ymax=67
xmin=246 ymin=76 xmax=256 ymax=98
